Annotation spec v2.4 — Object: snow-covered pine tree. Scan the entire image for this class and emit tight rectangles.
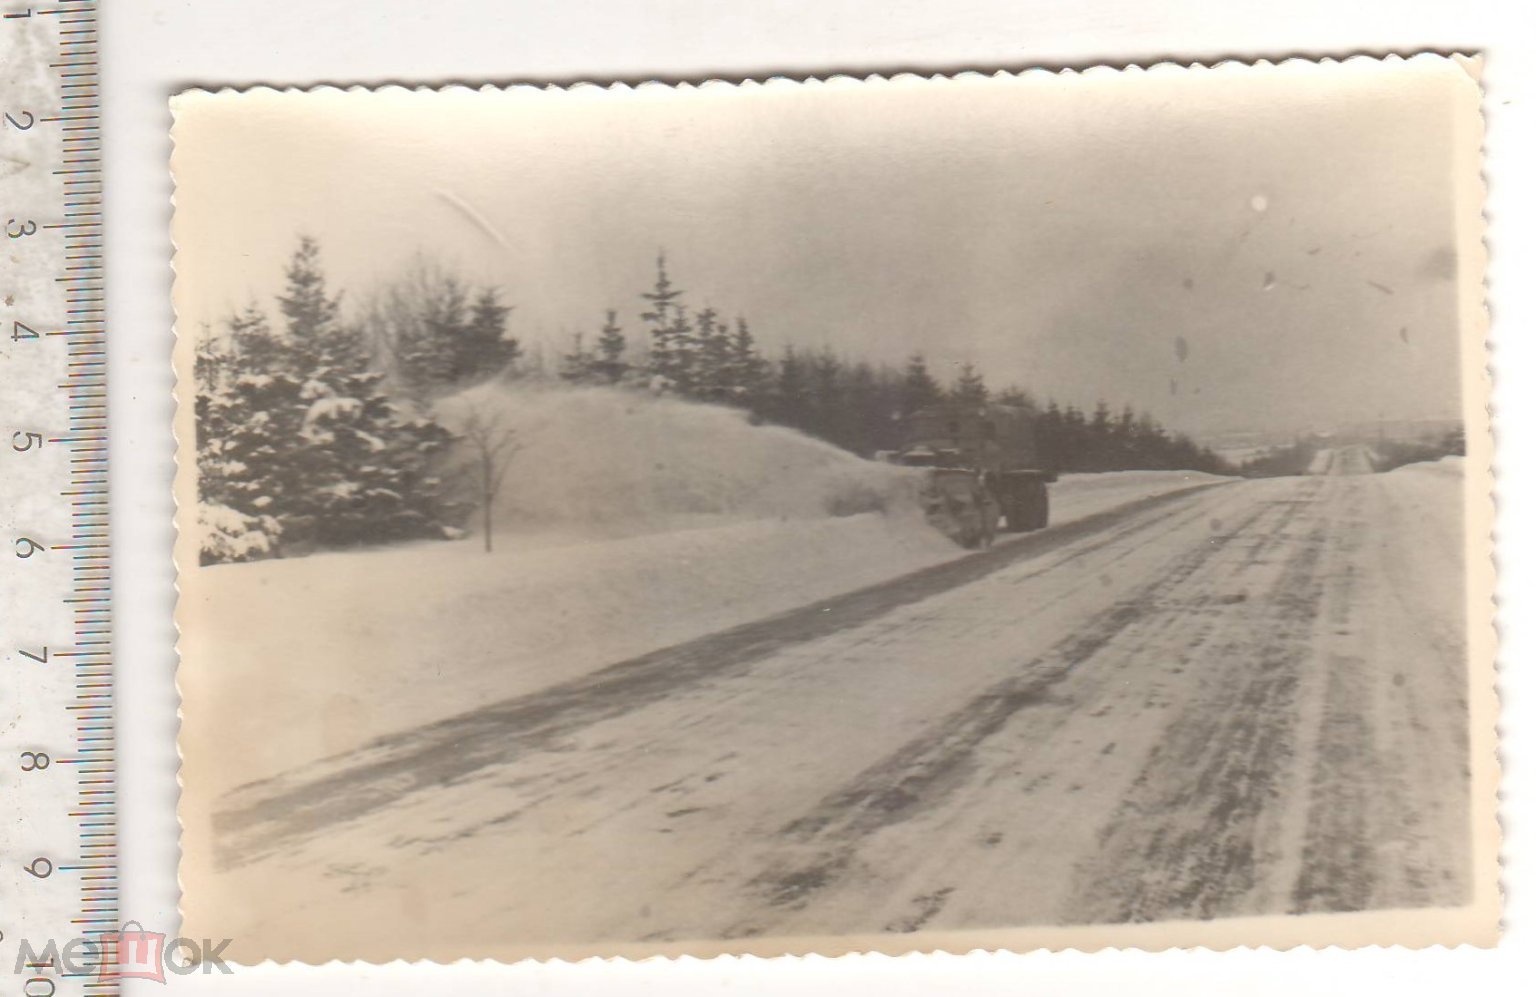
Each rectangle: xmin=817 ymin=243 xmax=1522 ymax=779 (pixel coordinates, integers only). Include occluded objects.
xmin=639 ymin=252 xmax=682 ymax=325
xmin=193 ymin=322 xmax=233 ymax=478
xmin=725 ymin=317 xmax=768 ymax=405
xmin=278 ymin=236 xmax=361 ymax=381
xmin=193 ymin=325 xmax=235 ymax=534
xmin=198 ymin=304 xmax=307 ymax=514
xmin=193 ymin=304 xmax=301 ymax=562
xmin=558 ymin=332 xmax=598 ymax=383
xmin=589 ymin=309 xmax=630 ymax=384
xmin=291 ymin=369 xmax=459 ymax=547
xmin=692 ymin=306 xmax=734 ymax=402
xmin=202 ymin=237 xmax=464 ymax=553
xmin=640 ymin=253 xmax=697 ymax=393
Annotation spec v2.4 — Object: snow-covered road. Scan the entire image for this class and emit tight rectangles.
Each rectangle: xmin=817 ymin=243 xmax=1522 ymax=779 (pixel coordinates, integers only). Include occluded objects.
xmin=194 ymin=461 xmax=1470 ymax=961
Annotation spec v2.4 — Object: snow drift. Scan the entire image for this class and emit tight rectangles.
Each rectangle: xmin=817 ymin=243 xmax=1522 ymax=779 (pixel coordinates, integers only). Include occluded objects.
xmin=436 ymin=383 xmax=927 ymax=534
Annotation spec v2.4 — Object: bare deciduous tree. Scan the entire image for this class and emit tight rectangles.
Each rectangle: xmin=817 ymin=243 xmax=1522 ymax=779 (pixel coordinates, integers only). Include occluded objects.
xmin=456 ymin=401 xmax=521 ymax=553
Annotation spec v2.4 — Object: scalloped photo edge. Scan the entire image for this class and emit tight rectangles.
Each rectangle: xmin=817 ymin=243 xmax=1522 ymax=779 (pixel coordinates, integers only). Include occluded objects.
xmin=169 ymin=53 xmax=1498 ymax=964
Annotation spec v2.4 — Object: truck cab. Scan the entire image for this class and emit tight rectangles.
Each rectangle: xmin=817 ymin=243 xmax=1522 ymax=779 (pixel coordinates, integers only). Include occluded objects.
xmin=891 ymin=402 xmax=1056 ymax=538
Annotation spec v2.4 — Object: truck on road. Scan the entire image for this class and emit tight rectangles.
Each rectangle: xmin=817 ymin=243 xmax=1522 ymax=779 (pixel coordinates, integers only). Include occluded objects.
xmin=878 ymin=402 xmax=1057 ymax=548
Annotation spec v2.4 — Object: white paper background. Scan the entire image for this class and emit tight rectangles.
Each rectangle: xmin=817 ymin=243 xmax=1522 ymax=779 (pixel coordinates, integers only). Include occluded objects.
xmin=104 ymin=1 xmax=1534 ymax=992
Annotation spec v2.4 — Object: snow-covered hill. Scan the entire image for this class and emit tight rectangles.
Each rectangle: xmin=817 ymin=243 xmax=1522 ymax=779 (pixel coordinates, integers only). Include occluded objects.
xmin=436 ymin=384 xmax=926 ymax=530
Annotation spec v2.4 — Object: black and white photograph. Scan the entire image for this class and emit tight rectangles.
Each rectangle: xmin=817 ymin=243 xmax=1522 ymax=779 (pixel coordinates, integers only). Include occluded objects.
xmin=171 ymin=57 xmax=1496 ymax=961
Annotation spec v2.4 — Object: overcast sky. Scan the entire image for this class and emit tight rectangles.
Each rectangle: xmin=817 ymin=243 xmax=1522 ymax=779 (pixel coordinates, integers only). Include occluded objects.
xmin=172 ymin=57 xmax=1481 ymax=438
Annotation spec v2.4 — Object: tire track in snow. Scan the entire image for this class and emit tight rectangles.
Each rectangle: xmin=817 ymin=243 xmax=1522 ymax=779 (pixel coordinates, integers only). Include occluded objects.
xmin=726 ymin=493 xmax=1294 ymax=926
xmin=1289 ymin=653 xmax=1379 ymax=912
xmin=1061 ymin=478 xmax=1336 ymax=924
xmin=1288 ymin=472 xmax=1471 ymax=913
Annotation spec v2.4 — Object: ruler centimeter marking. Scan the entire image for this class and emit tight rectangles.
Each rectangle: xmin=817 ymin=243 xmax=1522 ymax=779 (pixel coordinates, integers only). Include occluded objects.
xmin=1 ymin=0 xmax=114 ymax=994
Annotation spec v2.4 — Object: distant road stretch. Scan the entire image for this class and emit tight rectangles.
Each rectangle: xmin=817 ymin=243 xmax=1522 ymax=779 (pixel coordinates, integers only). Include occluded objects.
xmin=1310 ymin=443 xmax=1378 ymax=476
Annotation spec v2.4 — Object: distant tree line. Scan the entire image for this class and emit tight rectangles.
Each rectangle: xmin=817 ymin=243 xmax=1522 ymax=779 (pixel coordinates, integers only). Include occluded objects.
xmin=1237 ymin=427 xmax=1464 ymax=478
xmin=195 ymin=240 xmax=1231 ymax=563
xmin=1371 ymin=427 xmax=1466 ymax=472
xmin=1238 ymin=438 xmax=1322 ymax=478
xmin=557 ymin=255 xmax=1233 ymax=474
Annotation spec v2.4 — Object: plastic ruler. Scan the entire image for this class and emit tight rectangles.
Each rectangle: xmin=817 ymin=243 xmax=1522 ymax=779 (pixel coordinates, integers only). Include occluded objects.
xmin=0 ymin=0 xmax=115 ymax=994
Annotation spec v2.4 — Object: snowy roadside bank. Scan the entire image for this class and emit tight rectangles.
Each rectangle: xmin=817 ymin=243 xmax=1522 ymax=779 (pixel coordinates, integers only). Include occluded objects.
xmin=1386 ymin=453 xmax=1463 ymax=479
xmin=183 ymin=467 xmax=1227 ymax=797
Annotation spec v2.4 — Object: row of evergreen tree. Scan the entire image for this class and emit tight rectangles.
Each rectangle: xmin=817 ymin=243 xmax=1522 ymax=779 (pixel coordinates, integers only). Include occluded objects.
xmin=196 ymin=240 xmax=1229 ymax=563
xmin=557 ymin=255 xmax=1232 ymax=474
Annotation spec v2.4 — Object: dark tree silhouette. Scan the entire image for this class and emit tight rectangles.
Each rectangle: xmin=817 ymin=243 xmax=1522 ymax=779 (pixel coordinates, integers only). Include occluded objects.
xmin=591 ymin=310 xmax=630 ymax=384
xmin=951 ymin=362 xmax=989 ymax=404
xmin=901 ymin=353 xmax=942 ymax=415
